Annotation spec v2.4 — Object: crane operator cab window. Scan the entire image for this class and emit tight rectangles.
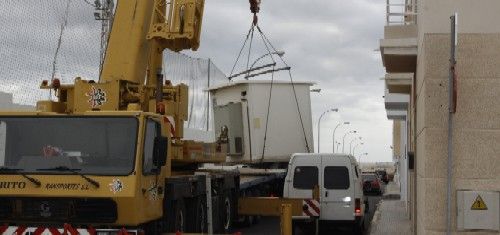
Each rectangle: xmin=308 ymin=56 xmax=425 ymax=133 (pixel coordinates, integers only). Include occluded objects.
xmin=143 ymin=119 xmax=162 ymax=174
xmin=0 ymin=116 xmax=138 ymax=175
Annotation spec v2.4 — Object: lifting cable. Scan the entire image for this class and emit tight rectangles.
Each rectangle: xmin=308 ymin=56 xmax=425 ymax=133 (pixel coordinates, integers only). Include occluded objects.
xmin=256 ymin=26 xmax=312 ymax=153
xmin=228 ymin=0 xmax=312 ymax=160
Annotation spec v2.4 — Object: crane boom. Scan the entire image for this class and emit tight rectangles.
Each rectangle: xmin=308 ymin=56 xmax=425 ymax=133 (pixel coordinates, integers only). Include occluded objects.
xmin=100 ymin=1 xmax=156 ymax=84
xmin=38 ymin=0 xmax=204 ymax=117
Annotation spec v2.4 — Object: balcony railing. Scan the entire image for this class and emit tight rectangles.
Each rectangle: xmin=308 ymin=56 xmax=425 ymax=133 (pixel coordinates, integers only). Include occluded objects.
xmin=386 ymin=0 xmax=417 ymax=25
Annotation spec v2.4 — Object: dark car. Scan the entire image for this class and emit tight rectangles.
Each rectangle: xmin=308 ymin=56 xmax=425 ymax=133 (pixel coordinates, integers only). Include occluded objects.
xmin=375 ymin=169 xmax=389 ymax=184
xmin=362 ymin=173 xmax=382 ymax=195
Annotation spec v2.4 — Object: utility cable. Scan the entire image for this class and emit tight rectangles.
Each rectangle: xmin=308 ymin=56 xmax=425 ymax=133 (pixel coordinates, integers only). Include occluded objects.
xmin=257 ymin=25 xmax=277 ymax=161
xmin=244 ymin=26 xmax=255 ymax=79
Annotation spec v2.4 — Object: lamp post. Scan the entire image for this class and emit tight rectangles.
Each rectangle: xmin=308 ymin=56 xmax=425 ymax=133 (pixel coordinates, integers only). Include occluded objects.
xmin=358 ymin=152 xmax=368 ymax=162
xmin=352 ymin=142 xmax=365 ymax=156
xmin=317 ymin=108 xmax=338 ymax=153
xmin=349 ymin=137 xmax=362 ymax=155
xmin=335 ymin=141 xmax=341 ymax=153
xmin=342 ymin=130 xmax=357 ymax=153
xmin=333 ymin=121 xmax=349 ymax=153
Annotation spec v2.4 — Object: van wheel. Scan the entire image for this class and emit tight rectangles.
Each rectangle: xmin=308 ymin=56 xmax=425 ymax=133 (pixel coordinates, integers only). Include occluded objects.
xmin=353 ymin=219 xmax=365 ymax=235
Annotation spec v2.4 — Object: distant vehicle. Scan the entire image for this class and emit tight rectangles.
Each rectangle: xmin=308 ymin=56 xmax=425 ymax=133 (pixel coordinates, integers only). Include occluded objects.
xmin=362 ymin=173 xmax=383 ymax=195
xmin=375 ymin=169 xmax=389 ymax=184
xmin=283 ymin=153 xmax=366 ymax=234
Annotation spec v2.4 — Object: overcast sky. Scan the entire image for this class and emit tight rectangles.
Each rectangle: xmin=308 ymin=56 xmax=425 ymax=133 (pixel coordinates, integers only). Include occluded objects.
xmin=0 ymin=0 xmax=392 ymax=163
xmin=187 ymin=0 xmax=392 ymax=162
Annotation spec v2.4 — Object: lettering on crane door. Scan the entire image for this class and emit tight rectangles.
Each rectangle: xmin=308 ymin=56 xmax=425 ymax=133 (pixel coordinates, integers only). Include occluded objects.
xmin=470 ymin=195 xmax=488 ymax=210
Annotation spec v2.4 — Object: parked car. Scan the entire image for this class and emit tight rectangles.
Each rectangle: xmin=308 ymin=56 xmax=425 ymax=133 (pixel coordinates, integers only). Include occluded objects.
xmin=375 ymin=169 xmax=389 ymax=184
xmin=283 ymin=153 xmax=366 ymax=234
xmin=362 ymin=173 xmax=383 ymax=195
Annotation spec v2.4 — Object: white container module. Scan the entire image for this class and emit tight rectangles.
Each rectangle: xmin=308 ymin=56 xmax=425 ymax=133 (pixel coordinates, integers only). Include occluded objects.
xmin=208 ymin=80 xmax=314 ymax=163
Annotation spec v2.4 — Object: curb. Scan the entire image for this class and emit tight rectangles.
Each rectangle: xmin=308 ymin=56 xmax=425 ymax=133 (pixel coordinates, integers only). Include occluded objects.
xmin=382 ymin=193 xmax=400 ymax=200
xmin=367 ymin=200 xmax=382 ymax=235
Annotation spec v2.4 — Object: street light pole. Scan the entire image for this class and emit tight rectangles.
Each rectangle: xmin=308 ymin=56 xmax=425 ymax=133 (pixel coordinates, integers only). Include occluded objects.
xmin=317 ymin=108 xmax=338 ymax=153
xmin=342 ymin=130 xmax=356 ymax=153
xmin=358 ymin=152 xmax=368 ymax=162
xmin=352 ymin=142 xmax=364 ymax=156
xmin=349 ymin=137 xmax=362 ymax=155
xmin=333 ymin=121 xmax=349 ymax=153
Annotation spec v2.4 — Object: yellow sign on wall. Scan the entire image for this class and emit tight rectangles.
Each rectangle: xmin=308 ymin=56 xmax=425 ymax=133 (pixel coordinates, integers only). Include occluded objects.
xmin=471 ymin=195 xmax=488 ymax=210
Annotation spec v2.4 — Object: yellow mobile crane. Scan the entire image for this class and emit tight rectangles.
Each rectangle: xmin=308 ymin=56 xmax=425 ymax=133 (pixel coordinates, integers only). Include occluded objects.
xmin=0 ymin=1 xmax=315 ymax=234
xmin=0 ymin=1 xmax=237 ymax=234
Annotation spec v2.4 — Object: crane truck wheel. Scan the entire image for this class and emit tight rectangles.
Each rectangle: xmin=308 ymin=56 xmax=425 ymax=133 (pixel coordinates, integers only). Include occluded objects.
xmin=167 ymin=198 xmax=187 ymax=233
xmin=186 ymin=196 xmax=207 ymax=233
xmin=142 ymin=219 xmax=161 ymax=235
xmin=219 ymin=191 xmax=233 ymax=233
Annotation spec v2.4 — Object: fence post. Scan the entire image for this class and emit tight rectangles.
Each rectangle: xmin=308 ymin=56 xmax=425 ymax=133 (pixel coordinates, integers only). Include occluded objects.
xmin=280 ymin=204 xmax=292 ymax=235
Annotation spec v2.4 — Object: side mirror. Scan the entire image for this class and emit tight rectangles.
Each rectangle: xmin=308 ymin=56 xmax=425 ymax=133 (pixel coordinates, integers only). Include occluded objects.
xmin=153 ymin=136 xmax=168 ymax=167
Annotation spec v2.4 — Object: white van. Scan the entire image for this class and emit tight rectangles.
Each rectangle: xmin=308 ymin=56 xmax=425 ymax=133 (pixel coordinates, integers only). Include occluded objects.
xmin=283 ymin=153 xmax=366 ymax=234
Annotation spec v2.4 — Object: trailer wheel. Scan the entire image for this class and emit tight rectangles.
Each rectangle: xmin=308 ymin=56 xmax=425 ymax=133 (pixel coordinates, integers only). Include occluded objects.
xmin=186 ymin=196 xmax=207 ymax=233
xmin=167 ymin=198 xmax=187 ymax=233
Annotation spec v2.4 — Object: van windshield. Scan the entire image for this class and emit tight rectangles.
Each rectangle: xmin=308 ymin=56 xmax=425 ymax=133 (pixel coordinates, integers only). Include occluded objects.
xmin=0 ymin=116 xmax=138 ymax=175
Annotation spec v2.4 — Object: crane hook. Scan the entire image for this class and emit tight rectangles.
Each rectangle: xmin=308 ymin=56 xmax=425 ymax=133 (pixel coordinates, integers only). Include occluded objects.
xmin=249 ymin=0 xmax=261 ymax=25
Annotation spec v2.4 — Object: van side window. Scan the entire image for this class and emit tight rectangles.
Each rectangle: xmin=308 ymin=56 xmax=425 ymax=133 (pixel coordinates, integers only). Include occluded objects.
xmin=293 ymin=166 xmax=318 ymax=189
xmin=324 ymin=166 xmax=350 ymax=189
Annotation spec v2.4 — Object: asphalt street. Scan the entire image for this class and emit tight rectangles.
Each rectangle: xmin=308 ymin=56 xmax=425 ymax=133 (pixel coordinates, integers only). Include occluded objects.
xmin=235 ymin=188 xmax=384 ymax=235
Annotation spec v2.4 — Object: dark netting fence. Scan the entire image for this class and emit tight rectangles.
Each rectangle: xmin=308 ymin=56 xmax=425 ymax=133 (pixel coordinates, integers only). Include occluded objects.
xmin=0 ymin=0 xmax=227 ymax=130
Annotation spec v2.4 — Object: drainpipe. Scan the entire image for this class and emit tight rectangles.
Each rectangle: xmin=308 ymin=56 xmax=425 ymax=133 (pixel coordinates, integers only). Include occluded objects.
xmin=446 ymin=13 xmax=458 ymax=235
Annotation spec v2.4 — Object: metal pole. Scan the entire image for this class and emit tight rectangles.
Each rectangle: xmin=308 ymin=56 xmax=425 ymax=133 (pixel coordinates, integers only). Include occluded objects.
xmin=207 ymin=58 xmax=211 ymax=131
xmin=446 ymin=13 xmax=457 ymax=235
xmin=349 ymin=137 xmax=360 ymax=155
xmin=318 ymin=112 xmax=325 ymax=153
xmin=332 ymin=123 xmax=342 ymax=153
xmin=342 ymin=132 xmax=350 ymax=154
xmin=333 ymin=121 xmax=349 ymax=153
xmin=280 ymin=204 xmax=292 ymax=235
xmin=317 ymin=109 xmax=338 ymax=152
xmin=204 ymin=173 xmax=213 ymax=235
xmin=353 ymin=142 xmax=363 ymax=156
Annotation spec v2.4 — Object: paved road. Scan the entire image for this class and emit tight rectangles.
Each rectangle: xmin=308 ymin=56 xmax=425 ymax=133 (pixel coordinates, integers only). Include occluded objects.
xmin=235 ymin=192 xmax=383 ymax=235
